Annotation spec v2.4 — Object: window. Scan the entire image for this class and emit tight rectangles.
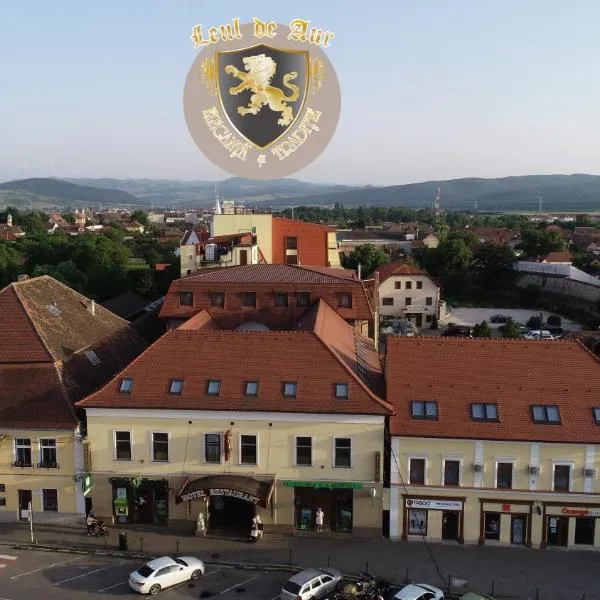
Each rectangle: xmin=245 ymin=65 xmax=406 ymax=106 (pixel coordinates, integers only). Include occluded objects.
xmin=296 ymin=437 xmax=312 ymax=466
xmin=443 ymin=460 xmax=460 ymax=486
xmin=409 ymin=458 xmax=426 ymax=484
xmin=296 ymin=292 xmax=311 ymax=307
xmin=179 ymin=291 xmax=193 ymax=306
xmin=119 ymin=378 xmax=133 ymax=393
xmin=240 ymin=434 xmax=258 ymax=465
xmin=553 ymin=464 xmax=571 ymax=492
xmin=416 ymin=281 xmax=423 ymax=290
xmin=86 ymin=350 xmax=101 ymax=366
xmin=286 ymin=254 xmax=298 ymax=265
xmin=39 ymin=439 xmax=57 ymax=467
xmin=152 ymin=432 xmax=169 ymax=462
xmin=274 ymin=292 xmax=288 ymax=307
xmin=283 ymin=381 xmax=297 ymax=397
xmin=115 ymin=431 xmax=132 ymax=460
xmin=169 ymin=379 xmax=184 ymax=395
xmin=205 ymin=433 xmax=222 ymax=463
xmin=42 ymin=489 xmax=58 ymax=512
xmin=484 ymin=512 xmax=500 ymax=540
xmin=210 ymin=292 xmax=225 ymax=308
xmin=531 ymin=405 xmax=561 ymax=424
xmin=408 ymin=509 xmax=427 ymax=535
xmin=471 ymin=403 xmax=499 ymax=422
xmin=286 ymin=236 xmax=298 ymax=250
xmin=14 ymin=438 xmax=32 ymax=466
xmin=394 ymin=281 xmax=402 ymax=290
xmin=335 ymin=383 xmax=348 ymax=399
xmin=411 ymin=401 xmax=438 ymax=419
xmin=594 ymin=407 xmax=600 ymax=424
xmin=338 ymin=293 xmax=352 ymax=308
xmin=334 ymin=438 xmax=351 ymax=467
xmin=405 ymin=281 xmax=413 ymax=290
xmin=382 ymin=297 xmax=394 ymax=306
xmin=425 ymin=297 xmax=433 ymax=306
xmin=207 ymin=379 xmax=221 ymax=395
xmin=245 ymin=381 xmax=259 ymax=396
xmin=496 ymin=462 xmax=513 ymax=489
xmin=405 ymin=297 xmax=412 ymax=306
xmin=242 ymin=292 xmax=256 ymax=307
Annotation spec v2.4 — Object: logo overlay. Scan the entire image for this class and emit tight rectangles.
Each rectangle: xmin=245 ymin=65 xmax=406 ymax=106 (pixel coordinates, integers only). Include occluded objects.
xmin=183 ymin=18 xmax=341 ymax=179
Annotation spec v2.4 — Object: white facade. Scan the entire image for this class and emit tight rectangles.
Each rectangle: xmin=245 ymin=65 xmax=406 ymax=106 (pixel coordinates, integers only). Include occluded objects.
xmin=379 ymin=273 xmax=440 ymax=327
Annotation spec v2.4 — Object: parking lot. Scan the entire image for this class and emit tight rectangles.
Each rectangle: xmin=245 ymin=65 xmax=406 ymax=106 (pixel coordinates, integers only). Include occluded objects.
xmin=0 ymin=549 xmax=289 ymax=600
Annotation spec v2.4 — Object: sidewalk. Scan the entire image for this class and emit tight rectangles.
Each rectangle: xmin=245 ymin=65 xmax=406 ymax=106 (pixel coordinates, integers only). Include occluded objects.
xmin=1 ymin=522 xmax=599 ymax=600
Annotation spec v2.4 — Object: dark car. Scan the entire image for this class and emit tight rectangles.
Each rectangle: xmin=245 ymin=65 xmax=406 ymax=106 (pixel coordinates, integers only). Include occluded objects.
xmin=490 ymin=314 xmax=508 ymax=323
xmin=442 ymin=325 xmax=473 ymax=338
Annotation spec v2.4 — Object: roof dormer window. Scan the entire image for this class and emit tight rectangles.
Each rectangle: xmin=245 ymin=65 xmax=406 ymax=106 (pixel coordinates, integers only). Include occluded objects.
xmin=119 ymin=378 xmax=133 ymax=393
xmin=169 ymin=379 xmax=184 ymax=395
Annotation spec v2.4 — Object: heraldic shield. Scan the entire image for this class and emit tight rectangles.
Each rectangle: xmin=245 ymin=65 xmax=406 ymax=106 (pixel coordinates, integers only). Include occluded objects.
xmin=216 ymin=44 xmax=309 ymax=149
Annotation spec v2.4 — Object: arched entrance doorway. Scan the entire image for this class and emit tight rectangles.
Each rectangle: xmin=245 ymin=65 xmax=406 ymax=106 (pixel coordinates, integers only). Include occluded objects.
xmin=176 ymin=475 xmax=274 ymax=535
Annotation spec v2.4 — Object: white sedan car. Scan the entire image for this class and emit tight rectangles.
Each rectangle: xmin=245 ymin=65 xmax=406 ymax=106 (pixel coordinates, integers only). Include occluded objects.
xmin=394 ymin=583 xmax=445 ymax=600
xmin=129 ymin=555 xmax=205 ymax=595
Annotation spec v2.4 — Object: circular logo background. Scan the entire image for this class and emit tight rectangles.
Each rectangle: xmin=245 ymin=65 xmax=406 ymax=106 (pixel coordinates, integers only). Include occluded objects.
xmin=183 ymin=22 xmax=341 ymax=180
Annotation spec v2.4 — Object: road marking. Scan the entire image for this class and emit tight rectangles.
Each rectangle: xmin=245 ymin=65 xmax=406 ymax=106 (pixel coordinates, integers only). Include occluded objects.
xmin=268 ymin=596 xmax=280 ymax=600
xmin=54 ymin=567 xmax=108 ymax=585
xmin=218 ymin=575 xmax=259 ymax=595
xmin=204 ymin=569 xmax=221 ymax=577
xmin=98 ymin=580 xmax=129 ymax=592
xmin=0 ymin=555 xmax=18 ymax=561
xmin=11 ymin=556 xmax=85 ymax=580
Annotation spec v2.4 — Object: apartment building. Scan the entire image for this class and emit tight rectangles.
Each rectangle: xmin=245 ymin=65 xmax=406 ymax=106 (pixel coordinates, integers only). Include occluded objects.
xmin=77 ymin=300 xmax=391 ymax=536
xmin=386 ymin=337 xmax=600 ymax=549
xmin=0 ymin=276 xmax=147 ymax=523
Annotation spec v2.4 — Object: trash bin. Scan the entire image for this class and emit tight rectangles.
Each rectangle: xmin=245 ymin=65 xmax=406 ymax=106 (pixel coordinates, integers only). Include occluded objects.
xmin=118 ymin=531 xmax=128 ymax=551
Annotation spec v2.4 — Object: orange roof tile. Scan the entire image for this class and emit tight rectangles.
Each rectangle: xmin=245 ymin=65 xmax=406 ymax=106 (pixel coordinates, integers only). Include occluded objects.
xmin=373 ymin=260 xmax=427 ymax=284
xmin=386 ymin=337 xmax=600 ymax=443
xmin=542 ymin=251 xmax=573 ymax=263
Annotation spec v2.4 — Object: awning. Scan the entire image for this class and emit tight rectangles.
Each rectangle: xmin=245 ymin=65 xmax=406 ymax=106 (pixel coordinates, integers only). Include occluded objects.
xmin=175 ymin=475 xmax=274 ymax=508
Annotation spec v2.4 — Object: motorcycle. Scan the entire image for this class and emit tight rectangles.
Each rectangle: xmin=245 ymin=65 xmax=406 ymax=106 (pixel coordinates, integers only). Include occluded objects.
xmin=91 ymin=520 xmax=110 ymax=536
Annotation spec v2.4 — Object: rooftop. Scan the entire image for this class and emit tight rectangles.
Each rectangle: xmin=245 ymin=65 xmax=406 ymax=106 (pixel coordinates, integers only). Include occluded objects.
xmin=373 ymin=260 xmax=428 ymax=283
xmin=386 ymin=337 xmax=600 ymax=443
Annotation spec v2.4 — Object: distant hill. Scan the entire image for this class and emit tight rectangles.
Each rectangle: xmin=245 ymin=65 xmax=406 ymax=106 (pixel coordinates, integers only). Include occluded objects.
xmin=65 ymin=177 xmax=358 ymax=207
xmin=263 ymin=174 xmax=600 ymax=212
xmin=0 ymin=178 xmax=146 ymax=209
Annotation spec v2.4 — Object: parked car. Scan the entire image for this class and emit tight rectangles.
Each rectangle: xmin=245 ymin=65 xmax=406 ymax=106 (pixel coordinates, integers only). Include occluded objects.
xmin=280 ymin=567 xmax=343 ymax=600
xmin=442 ymin=325 xmax=473 ymax=338
xmin=489 ymin=314 xmax=508 ymax=323
xmin=523 ymin=330 xmax=557 ymax=341
xmin=393 ymin=583 xmax=445 ymax=600
xmin=129 ymin=556 xmax=205 ymax=595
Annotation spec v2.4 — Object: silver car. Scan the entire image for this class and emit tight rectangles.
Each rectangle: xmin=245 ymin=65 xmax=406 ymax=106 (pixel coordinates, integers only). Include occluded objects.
xmin=281 ymin=567 xmax=343 ymax=600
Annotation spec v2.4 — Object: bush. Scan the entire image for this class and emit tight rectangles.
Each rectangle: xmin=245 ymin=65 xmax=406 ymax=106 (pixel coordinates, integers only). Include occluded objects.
xmin=547 ymin=314 xmax=562 ymax=327
xmin=526 ymin=315 xmax=542 ymax=330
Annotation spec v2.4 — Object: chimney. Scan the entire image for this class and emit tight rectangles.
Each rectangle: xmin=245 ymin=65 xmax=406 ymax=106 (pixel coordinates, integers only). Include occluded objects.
xmin=17 ymin=274 xmax=29 ymax=282
xmin=372 ymin=271 xmax=380 ymax=350
xmin=88 ymin=299 xmax=96 ymax=316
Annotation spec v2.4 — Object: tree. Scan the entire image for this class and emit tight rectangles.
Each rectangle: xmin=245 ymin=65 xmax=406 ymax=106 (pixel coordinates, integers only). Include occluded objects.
xmin=447 ymin=230 xmax=480 ymax=249
xmin=471 ymin=243 xmax=517 ymax=287
xmin=131 ymin=210 xmax=149 ymax=227
xmin=526 ymin=315 xmax=542 ymax=330
xmin=547 ymin=314 xmax=562 ymax=327
xmin=0 ymin=242 xmax=21 ymax=286
xmin=473 ymin=320 xmax=492 ymax=338
xmin=32 ymin=260 xmax=88 ymax=292
xmin=502 ymin=318 xmax=522 ymax=338
xmin=344 ymin=244 xmax=389 ymax=277
xmin=425 ymin=238 xmax=473 ymax=276
xmin=518 ymin=228 xmax=566 ymax=258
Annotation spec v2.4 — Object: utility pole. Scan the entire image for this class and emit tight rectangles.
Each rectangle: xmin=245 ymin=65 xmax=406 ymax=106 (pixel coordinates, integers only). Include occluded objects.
xmin=28 ymin=500 xmax=34 ymax=543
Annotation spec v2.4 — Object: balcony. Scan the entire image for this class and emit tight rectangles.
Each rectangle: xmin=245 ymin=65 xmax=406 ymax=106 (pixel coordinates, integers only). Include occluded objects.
xmin=38 ymin=461 xmax=59 ymax=469
xmin=12 ymin=460 xmax=33 ymax=468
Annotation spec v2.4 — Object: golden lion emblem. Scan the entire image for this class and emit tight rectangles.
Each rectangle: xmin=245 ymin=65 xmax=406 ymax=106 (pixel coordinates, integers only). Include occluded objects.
xmin=224 ymin=53 xmax=300 ymax=126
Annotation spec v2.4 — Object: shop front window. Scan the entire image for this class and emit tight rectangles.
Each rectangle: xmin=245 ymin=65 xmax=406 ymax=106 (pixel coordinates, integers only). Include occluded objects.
xmin=484 ymin=512 xmax=500 ymax=540
xmin=408 ymin=509 xmax=427 ymax=535
xmin=335 ymin=495 xmax=353 ymax=533
xmin=574 ymin=517 xmax=595 ymax=545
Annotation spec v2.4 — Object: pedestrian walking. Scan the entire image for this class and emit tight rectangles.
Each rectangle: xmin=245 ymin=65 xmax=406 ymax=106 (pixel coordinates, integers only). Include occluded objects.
xmin=315 ymin=507 xmax=324 ymax=533
xmin=86 ymin=513 xmax=95 ymax=535
xmin=256 ymin=514 xmax=263 ymax=539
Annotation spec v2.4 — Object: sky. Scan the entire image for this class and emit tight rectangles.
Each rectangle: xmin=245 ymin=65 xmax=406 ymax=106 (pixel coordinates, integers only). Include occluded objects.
xmin=1 ymin=0 xmax=600 ymax=186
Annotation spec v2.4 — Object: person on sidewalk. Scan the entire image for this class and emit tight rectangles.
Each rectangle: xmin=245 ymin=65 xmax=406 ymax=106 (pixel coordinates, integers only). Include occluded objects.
xmin=195 ymin=512 xmax=206 ymax=537
xmin=315 ymin=507 xmax=324 ymax=533
xmin=249 ymin=516 xmax=259 ymax=543
xmin=86 ymin=513 xmax=96 ymax=536
xmin=255 ymin=514 xmax=263 ymax=540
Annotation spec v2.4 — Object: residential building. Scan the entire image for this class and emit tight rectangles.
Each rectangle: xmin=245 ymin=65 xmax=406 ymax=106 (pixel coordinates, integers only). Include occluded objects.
xmin=0 ymin=214 xmax=25 ymax=242
xmin=0 ymin=276 xmax=147 ymax=523
xmin=77 ymin=299 xmax=391 ymax=536
xmin=210 ymin=205 xmax=340 ymax=267
xmin=539 ymin=251 xmax=573 ymax=265
xmin=47 ymin=213 xmax=70 ymax=233
xmin=386 ymin=337 xmax=600 ymax=549
xmin=159 ymin=264 xmax=375 ymax=337
xmin=375 ymin=261 xmax=441 ymax=328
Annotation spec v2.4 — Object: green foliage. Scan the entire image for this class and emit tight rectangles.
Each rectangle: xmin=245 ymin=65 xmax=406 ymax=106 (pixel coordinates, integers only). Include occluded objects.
xmin=473 ymin=320 xmax=493 ymax=338
xmin=547 ymin=314 xmax=562 ymax=327
xmin=447 ymin=230 xmax=479 ymax=248
xmin=130 ymin=210 xmax=149 ymax=227
xmin=502 ymin=318 xmax=522 ymax=338
xmin=517 ymin=227 xmax=566 ymax=257
xmin=526 ymin=315 xmax=542 ymax=329
xmin=424 ymin=238 xmax=473 ymax=276
xmin=344 ymin=244 xmax=390 ymax=277
xmin=0 ymin=242 xmax=22 ymax=287
xmin=32 ymin=260 xmax=88 ymax=292
xmin=471 ymin=243 xmax=517 ymax=287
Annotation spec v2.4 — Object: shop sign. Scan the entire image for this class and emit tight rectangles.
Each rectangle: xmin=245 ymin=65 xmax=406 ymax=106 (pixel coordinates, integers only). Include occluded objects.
xmin=405 ymin=498 xmax=463 ymax=511
xmin=180 ymin=488 xmax=260 ymax=504
xmin=282 ymin=480 xmax=364 ymax=489
xmin=561 ymin=507 xmax=600 ymax=517
xmin=82 ymin=473 xmax=93 ymax=497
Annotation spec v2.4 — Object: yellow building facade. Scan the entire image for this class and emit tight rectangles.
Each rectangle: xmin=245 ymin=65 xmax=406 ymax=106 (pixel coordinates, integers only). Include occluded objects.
xmin=390 ymin=437 xmax=600 ymax=548
xmin=211 ymin=214 xmax=273 ymax=262
xmin=84 ymin=409 xmax=384 ymax=536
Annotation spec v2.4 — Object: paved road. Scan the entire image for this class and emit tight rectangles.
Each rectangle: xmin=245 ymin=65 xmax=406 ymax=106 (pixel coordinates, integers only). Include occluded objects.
xmin=0 ymin=550 xmax=289 ymax=600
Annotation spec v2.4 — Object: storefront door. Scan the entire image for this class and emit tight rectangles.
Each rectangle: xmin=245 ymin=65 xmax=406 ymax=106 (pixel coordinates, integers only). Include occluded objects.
xmin=18 ymin=490 xmax=32 ymax=521
xmin=442 ymin=511 xmax=459 ymax=540
xmin=294 ymin=487 xmax=353 ymax=533
xmin=511 ymin=515 xmax=526 ymax=545
xmin=574 ymin=517 xmax=595 ymax=545
xmin=547 ymin=516 xmax=568 ymax=547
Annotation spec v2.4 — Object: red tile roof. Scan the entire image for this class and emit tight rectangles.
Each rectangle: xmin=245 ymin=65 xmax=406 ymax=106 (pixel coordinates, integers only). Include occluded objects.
xmin=79 ymin=300 xmax=391 ymax=415
xmin=541 ymin=251 xmax=573 ymax=263
xmin=386 ymin=337 xmax=600 ymax=443
xmin=373 ymin=261 xmax=427 ymax=284
xmin=208 ymin=233 xmax=252 ymax=244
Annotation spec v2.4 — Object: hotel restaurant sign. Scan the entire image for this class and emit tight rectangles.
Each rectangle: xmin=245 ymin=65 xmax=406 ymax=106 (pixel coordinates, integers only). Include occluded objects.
xmin=180 ymin=488 xmax=261 ymax=505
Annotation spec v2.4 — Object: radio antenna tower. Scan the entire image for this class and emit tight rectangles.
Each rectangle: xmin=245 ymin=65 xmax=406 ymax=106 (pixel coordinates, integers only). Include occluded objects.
xmin=433 ymin=187 xmax=441 ymax=224
xmin=538 ymin=194 xmax=543 ymax=213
